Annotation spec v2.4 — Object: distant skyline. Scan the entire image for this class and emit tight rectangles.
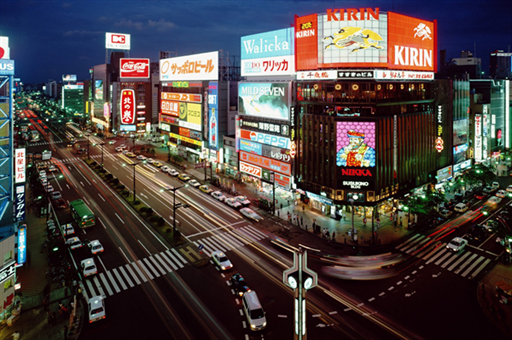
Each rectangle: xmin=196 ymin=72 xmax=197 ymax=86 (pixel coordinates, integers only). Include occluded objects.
xmin=1 ymin=0 xmax=511 ymax=83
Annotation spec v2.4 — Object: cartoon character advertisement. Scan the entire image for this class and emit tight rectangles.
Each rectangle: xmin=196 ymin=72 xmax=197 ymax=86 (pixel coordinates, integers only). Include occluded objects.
xmin=336 ymin=121 xmax=376 ymax=168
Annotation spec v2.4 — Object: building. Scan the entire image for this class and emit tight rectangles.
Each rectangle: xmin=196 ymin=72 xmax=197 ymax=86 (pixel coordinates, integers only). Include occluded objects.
xmin=490 ymin=50 xmax=512 ymax=79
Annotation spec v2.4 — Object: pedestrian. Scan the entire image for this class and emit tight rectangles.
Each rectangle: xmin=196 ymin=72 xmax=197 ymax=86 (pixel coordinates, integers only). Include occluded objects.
xmin=280 ymin=203 xmax=283 ymax=209
xmin=343 ymin=212 xmax=346 ymax=221
xmin=302 ymin=205 xmax=305 ymax=211
xmin=363 ymin=217 xmax=367 ymax=226
xmin=332 ymin=231 xmax=336 ymax=242
xmin=277 ymin=210 xmax=280 ymax=217
xmin=305 ymin=224 xmax=308 ymax=231
xmin=12 ymin=331 xmax=20 ymax=340
xmin=400 ymin=216 xmax=403 ymax=227
xmin=63 ymin=325 xmax=68 ymax=340
xmin=344 ymin=236 xmax=347 ymax=244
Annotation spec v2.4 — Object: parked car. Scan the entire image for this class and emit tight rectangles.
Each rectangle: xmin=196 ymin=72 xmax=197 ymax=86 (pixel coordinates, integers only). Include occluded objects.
xmin=61 ymin=223 xmax=75 ymax=236
xmin=225 ymin=198 xmax=242 ymax=209
xmin=168 ymin=169 xmax=179 ymax=177
xmin=240 ymin=208 xmax=263 ymax=222
xmin=136 ymin=155 xmax=146 ymax=161
xmin=188 ymin=179 xmax=200 ymax=187
xmin=446 ymin=237 xmax=468 ymax=252
xmin=211 ymin=191 xmax=226 ymax=202
xmin=81 ymin=258 xmax=98 ymax=277
xmin=44 ymin=185 xmax=55 ymax=193
xmin=483 ymin=184 xmax=499 ymax=194
xmin=51 ymin=191 xmax=62 ymax=200
xmin=115 ymin=146 xmax=125 ymax=152
xmin=161 ymin=166 xmax=170 ymax=173
xmin=235 ymin=196 xmax=251 ymax=207
xmin=153 ymin=161 xmax=163 ymax=168
xmin=487 ymin=196 xmax=503 ymax=205
xmin=496 ymin=190 xmax=508 ymax=198
xmin=109 ymin=140 xmax=116 ymax=145
xmin=199 ymin=185 xmax=213 ymax=194
xmin=54 ymin=199 xmax=67 ymax=209
xmin=126 ymin=152 xmax=136 ymax=158
xmin=438 ymin=208 xmax=453 ymax=218
xmin=146 ymin=158 xmax=155 ymax=164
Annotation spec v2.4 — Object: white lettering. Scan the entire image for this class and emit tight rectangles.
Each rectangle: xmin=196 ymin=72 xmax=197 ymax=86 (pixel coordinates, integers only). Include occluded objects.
xmin=296 ymin=29 xmax=315 ymax=38
xmin=394 ymin=46 xmax=432 ymax=68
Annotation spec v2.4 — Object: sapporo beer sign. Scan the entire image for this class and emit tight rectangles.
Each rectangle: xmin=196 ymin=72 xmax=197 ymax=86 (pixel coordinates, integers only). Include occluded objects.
xmin=120 ymin=89 xmax=135 ymax=124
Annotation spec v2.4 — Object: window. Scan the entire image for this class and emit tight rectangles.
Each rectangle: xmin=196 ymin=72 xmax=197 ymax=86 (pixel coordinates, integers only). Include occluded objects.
xmin=4 ymin=251 xmax=12 ymax=264
xmin=4 ymin=279 xmax=13 ymax=292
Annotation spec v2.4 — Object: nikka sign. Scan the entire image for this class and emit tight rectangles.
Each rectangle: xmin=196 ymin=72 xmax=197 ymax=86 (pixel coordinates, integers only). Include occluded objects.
xmin=120 ymin=89 xmax=136 ymax=125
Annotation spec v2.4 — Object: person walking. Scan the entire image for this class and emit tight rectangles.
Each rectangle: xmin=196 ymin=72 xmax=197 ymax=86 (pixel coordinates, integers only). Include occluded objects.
xmin=12 ymin=331 xmax=20 ymax=340
xmin=332 ymin=231 xmax=336 ymax=242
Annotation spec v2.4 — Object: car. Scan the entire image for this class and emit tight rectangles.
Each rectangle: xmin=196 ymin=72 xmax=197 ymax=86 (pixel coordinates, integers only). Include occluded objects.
xmin=61 ymin=223 xmax=75 ymax=236
xmin=88 ymin=296 xmax=106 ymax=323
xmin=230 ymin=273 xmax=251 ymax=297
xmin=438 ymin=208 xmax=453 ymax=218
xmin=242 ymin=291 xmax=267 ymax=331
xmin=483 ymin=185 xmax=498 ymax=194
xmin=235 ymin=196 xmax=251 ymax=207
xmin=146 ymin=137 xmax=155 ymax=142
xmin=44 ymin=185 xmax=55 ymax=193
xmin=496 ymin=190 xmax=508 ymax=198
xmin=161 ymin=166 xmax=171 ymax=173
xmin=178 ymin=173 xmax=190 ymax=181
xmin=136 ymin=155 xmax=146 ymax=161
xmin=146 ymin=158 xmax=155 ymax=164
xmin=507 ymin=185 xmax=512 ymax=193
xmin=109 ymin=140 xmax=116 ymax=145
xmin=454 ymin=202 xmax=469 ymax=213
xmin=168 ymin=169 xmax=179 ymax=177
xmin=153 ymin=161 xmax=163 ymax=168
xmin=54 ymin=199 xmax=67 ymax=209
xmin=211 ymin=191 xmax=226 ymax=202
xmin=66 ymin=236 xmax=83 ymax=250
xmin=211 ymin=250 xmax=233 ymax=270
xmin=188 ymin=179 xmax=200 ymax=187
xmin=36 ymin=163 xmax=47 ymax=171
xmin=126 ymin=152 xmax=136 ymax=158
xmin=51 ymin=191 xmax=62 ymax=200
xmin=491 ymin=182 xmax=500 ymax=190
xmin=488 ymin=196 xmax=503 ymax=204
xmin=453 ymin=193 xmax=464 ymax=203
xmin=240 ymin=208 xmax=263 ymax=222
xmin=39 ymin=170 xmax=46 ymax=177
xmin=225 ymin=198 xmax=242 ymax=209
xmin=40 ymin=178 xmax=48 ymax=187
xmin=48 ymin=165 xmax=58 ymax=172
xmin=482 ymin=219 xmax=498 ymax=232
xmin=467 ymin=225 xmax=487 ymax=241
xmin=474 ymin=191 xmax=488 ymax=200
xmin=81 ymin=258 xmax=98 ymax=277
xmin=446 ymin=237 xmax=468 ymax=252
xmin=115 ymin=146 xmax=125 ymax=152
xmin=122 ymin=150 xmax=129 ymax=155
xmin=88 ymin=240 xmax=104 ymax=255
xmin=199 ymin=185 xmax=213 ymax=194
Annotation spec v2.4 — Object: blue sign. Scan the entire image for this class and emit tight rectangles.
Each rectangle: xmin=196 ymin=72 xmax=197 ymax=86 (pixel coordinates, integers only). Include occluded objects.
xmin=198 ymin=244 xmax=204 ymax=250
xmin=241 ymin=28 xmax=294 ymax=60
xmin=119 ymin=125 xmax=136 ymax=131
xmin=17 ymin=225 xmax=27 ymax=265
xmin=208 ymin=81 xmax=219 ymax=151
xmin=239 ymin=139 xmax=262 ymax=155
xmin=0 ymin=59 xmax=14 ymax=75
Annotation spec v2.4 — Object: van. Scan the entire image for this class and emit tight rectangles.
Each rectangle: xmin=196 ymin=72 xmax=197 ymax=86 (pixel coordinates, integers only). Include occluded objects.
xmin=242 ymin=291 xmax=267 ymax=331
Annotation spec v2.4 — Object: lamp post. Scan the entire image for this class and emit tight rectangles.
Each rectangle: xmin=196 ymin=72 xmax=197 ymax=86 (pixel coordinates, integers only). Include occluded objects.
xmin=123 ymin=162 xmax=139 ymax=202
xmin=99 ymin=142 xmax=105 ymax=170
xmin=161 ymin=185 xmax=188 ymax=233
xmin=270 ymin=171 xmax=276 ymax=215
xmin=85 ymin=133 xmax=91 ymax=160
xmin=348 ymin=194 xmax=359 ymax=242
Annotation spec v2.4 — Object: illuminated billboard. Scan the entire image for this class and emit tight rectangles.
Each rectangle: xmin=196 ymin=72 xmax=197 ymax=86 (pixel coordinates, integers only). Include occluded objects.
xmin=106 ymin=32 xmax=131 ymax=50
xmin=160 ymin=51 xmax=218 ymax=81
xmin=208 ymin=82 xmax=219 ymax=150
xmin=239 ymin=129 xmax=291 ymax=149
xmin=160 ymin=92 xmax=203 ymax=131
xmin=0 ymin=36 xmax=10 ymax=59
xmin=120 ymin=89 xmax=136 ymax=125
xmin=94 ymin=80 xmax=103 ymax=101
xmin=336 ymin=121 xmax=376 ymax=168
xmin=238 ymin=83 xmax=290 ymax=121
xmin=240 ymin=151 xmax=291 ymax=176
xmin=62 ymin=74 xmax=77 ymax=82
xmin=15 ymin=148 xmax=26 ymax=184
xmin=241 ymin=28 xmax=295 ymax=76
xmin=120 ymin=58 xmax=150 ymax=78
xmin=0 ymin=59 xmax=14 ymax=75
xmin=295 ymin=9 xmax=436 ymax=72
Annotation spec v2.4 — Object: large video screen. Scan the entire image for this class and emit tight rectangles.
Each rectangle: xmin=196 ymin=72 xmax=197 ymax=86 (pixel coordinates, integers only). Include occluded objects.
xmin=336 ymin=121 xmax=376 ymax=167
xmin=238 ymin=83 xmax=290 ymax=121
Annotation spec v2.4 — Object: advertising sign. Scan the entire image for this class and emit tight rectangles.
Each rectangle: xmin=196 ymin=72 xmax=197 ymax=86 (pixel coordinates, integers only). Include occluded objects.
xmin=374 ymin=70 xmax=434 ymax=80
xmin=241 ymin=28 xmax=295 ymax=76
xmin=161 ymin=100 xmax=180 ymax=117
xmin=179 ymin=103 xmax=202 ymax=131
xmin=0 ymin=59 xmax=14 ymax=75
xmin=62 ymin=74 xmax=77 ymax=82
xmin=119 ymin=125 xmax=136 ymax=131
xmin=120 ymin=89 xmax=136 ymax=124
xmin=239 ymin=129 xmax=291 ymax=149
xmin=17 ymin=224 xmax=26 ymax=265
xmin=208 ymin=82 xmax=219 ymax=150
xmin=15 ymin=148 xmax=26 ymax=184
xmin=238 ymin=83 xmax=290 ymax=121
xmin=15 ymin=185 xmax=25 ymax=223
xmin=475 ymin=114 xmax=482 ymax=162
xmin=120 ymin=58 xmax=150 ymax=78
xmin=106 ymin=32 xmax=131 ymax=50
xmin=240 ymin=161 xmax=262 ymax=178
xmin=388 ymin=12 xmax=436 ymax=71
xmin=160 ymin=51 xmax=218 ymax=81
xmin=0 ymin=36 xmax=10 ymax=59
xmin=0 ymin=260 xmax=15 ymax=285
xmin=238 ymin=116 xmax=290 ymax=136
xmin=437 ymin=165 xmax=453 ymax=182
xmin=240 ymin=151 xmax=291 ymax=176
xmin=336 ymin=121 xmax=376 ymax=168
xmin=295 ymin=14 xmax=319 ymax=71
xmin=240 ymin=139 xmax=263 ymax=155
xmin=94 ymin=80 xmax=103 ymax=101
xmin=161 ymin=92 xmax=202 ymax=103
xmin=296 ymin=70 xmax=338 ymax=80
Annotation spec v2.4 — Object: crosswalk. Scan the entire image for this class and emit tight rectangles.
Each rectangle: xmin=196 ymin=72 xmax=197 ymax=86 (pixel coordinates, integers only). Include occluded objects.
xmin=395 ymin=233 xmax=493 ymax=280
xmin=80 ymin=225 xmax=268 ymax=301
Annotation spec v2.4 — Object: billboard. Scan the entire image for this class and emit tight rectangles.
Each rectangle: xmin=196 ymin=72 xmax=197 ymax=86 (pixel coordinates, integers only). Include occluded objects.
xmin=106 ymin=32 xmax=131 ymax=50
xmin=240 ymin=161 xmax=262 ymax=178
xmin=120 ymin=89 xmax=136 ymax=124
xmin=0 ymin=59 xmax=14 ymax=75
xmin=336 ymin=121 xmax=376 ymax=168
xmin=208 ymin=82 xmax=219 ymax=150
xmin=238 ymin=83 xmax=290 ymax=121
xmin=160 ymin=51 xmax=218 ymax=81
xmin=15 ymin=148 xmax=26 ymax=184
xmin=161 ymin=92 xmax=203 ymax=131
xmin=94 ymin=80 xmax=103 ymax=101
xmin=120 ymin=58 xmax=150 ymax=78
xmin=240 ymin=151 xmax=291 ymax=176
xmin=17 ymin=224 xmax=26 ymax=264
xmin=62 ymin=74 xmax=77 ymax=82
xmin=239 ymin=129 xmax=291 ymax=149
xmin=15 ymin=185 xmax=25 ymax=223
xmin=238 ymin=116 xmax=290 ymax=136
xmin=240 ymin=139 xmax=291 ymax=163
xmin=241 ymin=28 xmax=295 ymax=76
xmin=0 ymin=36 xmax=10 ymax=59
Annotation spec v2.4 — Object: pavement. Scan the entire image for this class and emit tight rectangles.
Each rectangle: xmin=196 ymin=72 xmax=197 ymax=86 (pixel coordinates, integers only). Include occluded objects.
xmin=6 ymin=136 xmax=510 ymax=339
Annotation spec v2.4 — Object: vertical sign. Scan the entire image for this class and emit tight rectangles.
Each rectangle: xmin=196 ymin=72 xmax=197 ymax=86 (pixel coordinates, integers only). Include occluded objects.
xmin=17 ymin=224 xmax=26 ymax=265
xmin=208 ymin=82 xmax=219 ymax=151
xmin=475 ymin=114 xmax=482 ymax=162
xmin=483 ymin=105 xmax=488 ymax=159
xmin=120 ymin=89 xmax=135 ymax=124
xmin=15 ymin=185 xmax=25 ymax=222
xmin=435 ymin=105 xmax=444 ymax=152
xmin=15 ymin=148 xmax=26 ymax=184
xmin=393 ymin=115 xmax=397 ymax=179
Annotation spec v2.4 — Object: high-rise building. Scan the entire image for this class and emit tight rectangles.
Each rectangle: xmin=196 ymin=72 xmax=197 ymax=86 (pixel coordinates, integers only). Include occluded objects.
xmin=490 ymin=50 xmax=512 ymax=79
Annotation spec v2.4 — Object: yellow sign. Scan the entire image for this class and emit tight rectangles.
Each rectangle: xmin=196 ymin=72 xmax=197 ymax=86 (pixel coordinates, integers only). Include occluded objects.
xmin=187 ymin=103 xmax=201 ymax=126
xmin=170 ymin=133 xmax=202 ymax=146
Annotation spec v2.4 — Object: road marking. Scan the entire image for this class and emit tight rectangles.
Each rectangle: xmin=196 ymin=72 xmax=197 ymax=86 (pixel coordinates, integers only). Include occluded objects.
xmin=469 ymin=258 xmax=491 ymax=279
xmin=435 ymin=251 xmax=453 ymax=266
xmin=239 ymin=309 xmax=244 ymax=316
xmin=97 ymin=193 xmax=105 ymax=202
xmin=328 ymin=311 xmax=337 ymax=315
xmin=204 ymin=237 xmax=227 ymax=252
xmin=115 ymin=213 xmax=125 ymax=224
xmin=86 ymin=280 xmax=97 ymax=296
xmin=461 ymin=255 xmax=484 ymax=277
xmin=378 ymin=292 xmax=385 ymax=296
xmin=149 ymin=256 xmax=167 ymax=275
xmin=388 ymin=286 xmax=394 ymax=291
xmin=154 ymin=254 xmax=173 ymax=273
xmin=99 ymin=273 xmax=114 ymax=296
xmin=159 ymin=252 xmax=179 ymax=271
xmin=131 ymin=262 xmax=148 ymax=282
xmin=112 ymin=268 xmax=128 ymax=290
xmin=426 ymin=248 xmax=448 ymax=264
xmin=125 ymin=264 xmax=142 ymax=285
xmin=208 ymin=235 xmax=231 ymax=251
xmin=312 ymin=314 xmax=321 ymax=317
xmin=170 ymin=248 xmax=188 ymax=264
xmin=368 ymin=297 xmax=375 ymax=302
xmin=106 ymin=271 xmax=121 ymax=293
xmin=447 ymin=251 xmax=471 ymax=271
xmin=278 ymin=314 xmax=287 ymax=318
xmin=396 ymin=281 xmax=402 ymax=285
xmin=93 ymin=276 xmax=106 ymax=297
xmin=138 ymin=240 xmax=152 ymax=255
xmin=166 ymin=250 xmax=185 ymax=268
xmin=137 ymin=260 xmax=154 ymax=280
xmin=119 ymin=266 xmax=135 ymax=288
xmin=454 ymin=253 xmax=477 ymax=274
xmin=143 ymin=258 xmax=161 ymax=277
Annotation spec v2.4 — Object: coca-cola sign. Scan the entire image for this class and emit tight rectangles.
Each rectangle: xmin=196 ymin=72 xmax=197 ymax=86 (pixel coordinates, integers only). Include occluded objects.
xmin=120 ymin=89 xmax=135 ymax=124
xmin=120 ymin=58 xmax=150 ymax=78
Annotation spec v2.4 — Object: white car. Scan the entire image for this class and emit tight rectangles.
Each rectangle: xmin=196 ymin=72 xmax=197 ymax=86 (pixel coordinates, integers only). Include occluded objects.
xmin=61 ymin=223 xmax=75 ymax=236
xmin=88 ymin=296 xmax=106 ymax=323
xmin=225 ymin=198 xmax=242 ymax=209
xmin=507 ymin=185 xmax=512 ymax=193
xmin=188 ymin=179 xmax=200 ymax=187
xmin=115 ymin=146 xmax=125 ymax=152
xmin=88 ymin=240 xmax=104 ymax=255
xmin=81 ymin=258 xmax=98 ymax=277
xmin=168 ymin=169 xmax=179 ymax=177
xmin=488 ymin=196 xmax=503 ymax=204
xmin=454 ymin=202 xmax=468 ymax=213
xmin=211 ymin=250 xmax=233 ymax=270
xmin=44 ymin=185 xmax=55 ymax=193
xmin=496 ymin=190 xmax=508 ymax=198
xmin=66 ymin=236 xmax=83 ymax=250
xmin=51 ymin=191 xmax=62 ymax=200
xmin=136 ymin=155 xmax=146 ymax=161
xmin=211 ymin=191 xmax=226 ymax=202
xmin=146 ymin=158 xmax=155 ymax=164
xmin=161 ymin=166 xmax=171 ymax=173
xmin=48 ymin=165 xmax=58 ymax=172
xmin=235 ymin=196 xmax=251 ymax=207
xmin=446 ymin=237 xmax=468 ymax=252
xmin=240 ymin=208 xmax=263 ymax=222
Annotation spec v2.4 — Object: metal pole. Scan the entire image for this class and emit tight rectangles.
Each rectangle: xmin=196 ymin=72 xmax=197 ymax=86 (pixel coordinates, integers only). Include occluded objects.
xmin=351 ymin=199 xmax=355 ymax=242
xmin=46 ymin=179 xmax=50 ymax=222
xmin=273 ymin=172 xmax=276 ymax=215
xmin=173 ymin=188 xmax=176 ymax=233
xmin=133 ymin=164 xmax=136 ymax=202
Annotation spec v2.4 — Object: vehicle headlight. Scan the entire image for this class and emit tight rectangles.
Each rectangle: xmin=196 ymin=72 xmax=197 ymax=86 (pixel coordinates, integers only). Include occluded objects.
xmin=221 ymin=266 xmax=226 ymax=270
xmin=263 ymin=321 xmax=267 ymax=327
xmin=250 ymin=324 xmax=257 ymax=330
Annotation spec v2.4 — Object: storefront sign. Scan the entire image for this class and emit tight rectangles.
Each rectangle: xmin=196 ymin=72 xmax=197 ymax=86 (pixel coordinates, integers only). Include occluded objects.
xmin=453 ymin=159 xmax=472 ymax=173
xmin=337 ymin=70 xmax=375 ymax=79
xmin=161 ymin=100 xmax=180 ymax=117
xmin=0 ymin=59 xmax=15 ymax=76
xmin=240 ymin=139 xmax=263 ymax=154
xmin=240 ymin=151 xmax=291 ymax=176
xmin=436 ymin=104 xmax=443 ymax=152
xmin=261 ymin=146 xmax=291 ymax=163
xmin=120 ymin=89 xmax=136 ymax=124
xmin=262 ymin=171 xmax=291 ymax=189
xmin=15 ymin=148 xmax=25 ymax=184
xmin=374 ymin=70 xmax=434 ymax=80
xmin=15 ymin=185 xmax=25 ymax=222
xmin=306 ymin=191 xmax=333 ymax=205
xmin=160 ymin=114 xmax=179 ymax=125
xmin=296 ymin=70 xmax=338 ymax=80
xmin=119 ymin=124 xmax=136 ymax=131
xmin=179 ymin=127 xmax=190 ymax=137
xmin=483 ymin=106 xmax=489 ymax=158
xmin=475 ymin=114 xmax=482 ymax=162
xmin=437 ymin=165 xmax=453 ymax=183
xmin=238 ymin=117 xmax=289 ymax=136
xmin=17 ymin=224 xmax=26 ymax=265
xmin=342 ymin=181 xmax=370 ymax=189
xmin=240 ymin=161 xmax=262 ymax=178
xmin=208 ymin=81 xmax=219 ymax=150
xmin=238 ymin=82 xmax=290 ymax=121
xmin=239 ymin=129 xmax=290 ymax=149
xmin=160 ymin=123 xmax=171 ymax=132
xmin=169 ymin=133 xmax=202 ymax=146
xmin=160 ymin=51 xmax=219 ymax=81
xmin=0 ymin=260 xmax=15 ymax=284
xmin=161 ymin=92 xmax=202 ymax=103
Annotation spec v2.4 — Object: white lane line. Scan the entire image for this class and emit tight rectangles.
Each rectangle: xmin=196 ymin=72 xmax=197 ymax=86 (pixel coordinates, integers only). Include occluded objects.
xmin=235 ymin=228 xmax=260 ymax=242
xmin=112 ymin=268 xmax=128 ymax=290
xmin=204 ymin=237 xmax=227 ymax=252
xmin=388 ymin=286 xmax=394 ymax=291
xmin=115 ymin=213 xmax=125 ymax=224
xmin=239 ymin=309 xmax=244 ymax=316
xmin=461 ymin=256 xmax=485 ymax=277
xmin=159 ymin=252 xmax=179 ymax=271
xmin=396 ymin=281 xmax=402 ymax=285
xmin=131 ymin=262 xmax=148 ymax=282
xmin=470 ymin=258 xmax=491 ymax=279
xmin=99 ymin=273 xmax=114 ymax=296
xmin=97 ymin=193 xmax=105 ymax=202
xmin=119 ymin=266 xmax=135 ymax=288
xmin=227 ymin=231 xmax=249 ymax=246
xmin=454 ymin=253 xmax=478 ymax=274
xmin=379 ymin=292 xmax=385 ymax=296
xmin=207 ymin=236 xmax=231 ymax=251
xmin=447 ymin=251 xmax=471 ymax=271
xmin=426 ymin=248 xmax=448 ymax=264
xmin=170 ymin=249 xmax=187 ymax=265
xmin=125 ymin=264 xmax=142 ymax=285
xmin=278 ymin=315 xmax=287 ymax=318
xmin=435 ymin=251 xmax=453 ymax=266
xmin=138 ymin=240 xmax=152 ymax=255
xmin=328 ymin=311 xmax=338 ymax=315
xmin=312 ymin=314 xmax=321 ymax=317
xmin=244 ymin=225 xmax=268 ymax=239
xmin=368 ymin=297 xmax=375 ymax=302
xmin=143 ymin=258 xmax=161 ymax=277
xmin=106 ymin=271 xmax=121 ymax=293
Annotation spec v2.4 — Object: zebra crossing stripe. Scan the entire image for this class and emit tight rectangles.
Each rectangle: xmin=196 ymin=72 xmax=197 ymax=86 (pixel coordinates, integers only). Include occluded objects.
xmin=149 ymin=256 xmax=167 ymax=276
xmin=441 ymin=253 xmax=460 ymax=268
xmin=209 ymin=235 xmax=232 ymax=251
xmin=125 ymin=264 xmax=142 ymax=285
xmin=241 ymin=227 xmax=264 ymax=240
xmin=244 ymin=226 xmax=267 ymax=239
xmin=470 ymin=258 xmax=491 ymax=278
xmin=119 ymin=266 xmax=135 ymax=288
xmin=159 ymin=252 xmax=179 ymax=271
xmin=112 ymin=268 xmax=128 ymax=290
xmin=235 ymin=229 xmax=259 ymax=243
xmin=195 ymin=240 xmax=216 ymax=254
xmin=204 ymin=237 xmax=227 ymax=252
xmin=93 ymin=276 xmax=106 ymax=297
xmin=402 ymin=235 xmax=427 ymax=253
xmin=406 ymin=237 xmax=431 ymax=254
xmin=99 ymin=273 xmax=114 ymax=296
xmin=80 ymin=282 xmax=89 ymax=302
xmin=106 ymin=271 xmax=121 ymax=293
xmin=435 ymin=251 xmax=453 ymax=266
xmin=461 ymin=256 xmax=485 ymax=277
xmin=143 ymin=258 xmax=161 ymax=277
xmin=137 ymin=260 xmax=154 ymax=280
xmin=395 ymin=234 xmax=422 ymax=250
xmin=86 ymin=280 xmax=97 ymax=297
xmin=222 ymin=232 xmax=246 ymax=247
xmin=167 ymin=250 xmax=186 ymax=268
xmin=131 ymin=262 xmax=148 ymax=282
xmin=454 ymin=253 xmax=478 ymax=275
xmin=193 ymin=241 xmax=211 ymax=257
xmin=448 ymin=252 xmax=471 ymax=271
xmin=422 ymin=243 xmax=445 ymax=260
xmin=154 ymin=254 xmax=172 ymax=273
xmin=426 ymin=247 xmax=448 ymax=264
xmin=228 ymin=231 xmax=249 ymax=246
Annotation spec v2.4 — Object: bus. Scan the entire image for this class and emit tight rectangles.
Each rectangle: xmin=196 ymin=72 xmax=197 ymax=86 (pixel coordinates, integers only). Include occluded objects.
xmin=69 ymin=199 xmax=96 ymax=228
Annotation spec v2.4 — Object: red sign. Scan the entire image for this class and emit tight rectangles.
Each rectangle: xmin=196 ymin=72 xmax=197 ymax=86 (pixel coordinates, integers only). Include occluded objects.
xmin=179 ymin=127 xmax=190 ymax=137
xmin=161 ymin=92 xmax=202 ymax=103
xmin=295 ymin=14 xmax=318 ymax=71
xmin=112 ymin=34 xmax=125 ymax=43
xmin=120 ymin=58 xmax=150 ymax=78
xmin=120 ymin=89 xmax=135 ymax=124
xmin=161 ymin=100 xmax=179 ymax=117
xmin=240 ymin=161 xmax=262 ymax=178
xmin=240 ymin=151 xmax=291 ymax=176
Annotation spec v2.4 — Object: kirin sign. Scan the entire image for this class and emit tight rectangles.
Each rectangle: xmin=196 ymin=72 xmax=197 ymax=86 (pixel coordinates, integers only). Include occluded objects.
xmin=120 ymin=89 xmax=136 ymax=125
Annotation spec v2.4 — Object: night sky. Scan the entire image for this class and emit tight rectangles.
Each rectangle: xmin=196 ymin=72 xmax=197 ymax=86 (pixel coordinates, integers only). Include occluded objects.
xmin=1 ymin=0 xmax=511 ymax=83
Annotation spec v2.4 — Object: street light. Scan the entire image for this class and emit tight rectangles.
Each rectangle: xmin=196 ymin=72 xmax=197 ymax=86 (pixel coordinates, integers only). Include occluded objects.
xmin=98 ymin=142 xmax=105 ymax=170
xmin=85 ymin=133 xmax=91 ymax=160
xmin=348 ymin=194 xmax=359 ymax=242
xmin=161 ymin=185 xmax=188 ymax=233
xmin=123 ymin=162 xmax=139 ymax=202
xmin=270 ymin=171 xmax=276 ymax=216
xmin=45 ymin=174 xmax=64 ymax=222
